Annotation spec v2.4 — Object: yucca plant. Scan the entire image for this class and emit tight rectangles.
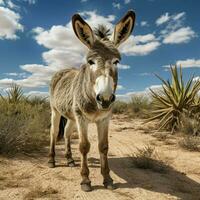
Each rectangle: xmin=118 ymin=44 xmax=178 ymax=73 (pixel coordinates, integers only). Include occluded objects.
xmin=148 ymin=65 xmax=200 ymax=133
xmin=0 ymin=84 xmax=26 ymax=104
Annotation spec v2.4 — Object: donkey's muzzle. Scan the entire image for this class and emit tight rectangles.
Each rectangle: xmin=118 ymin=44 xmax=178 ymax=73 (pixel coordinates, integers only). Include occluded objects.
xmin=96 ymin=94 xmax=116 ymax=109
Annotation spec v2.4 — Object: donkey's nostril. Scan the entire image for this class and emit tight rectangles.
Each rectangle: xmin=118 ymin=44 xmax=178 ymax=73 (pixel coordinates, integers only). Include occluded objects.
xmin=96 ymin=94 xmax=102 ymax=102
xmin=110 ymin=94 xmax=116 ymax=102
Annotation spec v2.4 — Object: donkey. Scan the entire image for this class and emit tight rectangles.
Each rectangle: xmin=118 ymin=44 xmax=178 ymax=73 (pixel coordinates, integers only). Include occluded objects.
xmin=48 ymin=10 xmax=136 ymax=192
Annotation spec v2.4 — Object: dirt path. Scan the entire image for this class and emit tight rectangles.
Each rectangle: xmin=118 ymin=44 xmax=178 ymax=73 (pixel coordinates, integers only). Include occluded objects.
xmin=0 ymin=115 xmax=200 ymax=200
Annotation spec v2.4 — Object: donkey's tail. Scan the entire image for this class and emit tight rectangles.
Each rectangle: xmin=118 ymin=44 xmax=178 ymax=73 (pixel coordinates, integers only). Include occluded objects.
xmin=57 ymin=116 xmax=67 ymax=140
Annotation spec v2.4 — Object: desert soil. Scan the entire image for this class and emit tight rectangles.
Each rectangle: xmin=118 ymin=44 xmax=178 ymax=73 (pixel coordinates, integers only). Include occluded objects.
xmin=0 ymin=115 xmax=200 ymax=200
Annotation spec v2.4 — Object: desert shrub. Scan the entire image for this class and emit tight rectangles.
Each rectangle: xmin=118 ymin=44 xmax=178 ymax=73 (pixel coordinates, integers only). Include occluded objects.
xmin=26 ymin=96 xmax=48 ymax=106
xmin=112 ymin=101 xmax=128 ymax=114
xmin=179 ymin=136 xmax=200 ymax=152
xmin=128 ymin=95 xmax=152 ymax=118
xmin=132 ymin=145 xmax=167 ymax=173
xmin=113 ymin=95 xmax=151 ymax=118
xmin=0 ymin=85 xmax=50 ymax=155
xmin=180 ymin=112 xmax=200 ymax=136
xmin=148 ymin=65 xmax=200 ymax=133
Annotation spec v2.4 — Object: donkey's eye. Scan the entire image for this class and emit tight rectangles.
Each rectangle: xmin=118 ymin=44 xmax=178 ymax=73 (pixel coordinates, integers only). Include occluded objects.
xmin=88 ymin=60 xmax=95 ymax=65
xmin=113 ymin=60 xmax=119 ymax=65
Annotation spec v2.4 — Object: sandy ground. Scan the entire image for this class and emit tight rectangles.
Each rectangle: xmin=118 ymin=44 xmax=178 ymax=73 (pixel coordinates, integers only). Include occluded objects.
xmin=0 ymin=115 xmax=200 ymax=200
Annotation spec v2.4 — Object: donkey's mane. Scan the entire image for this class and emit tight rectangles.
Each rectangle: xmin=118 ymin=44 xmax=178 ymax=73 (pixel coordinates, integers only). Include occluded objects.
xmin=94 ymin=25 xmax=111 ymax=40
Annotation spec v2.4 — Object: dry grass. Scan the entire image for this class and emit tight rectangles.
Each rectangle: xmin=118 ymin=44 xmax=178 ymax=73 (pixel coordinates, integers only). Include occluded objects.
xmin=113 ymin=95 xmax=152 ymax=119
xmin=0 ymin=100 xmax=50 ymax=155
xmin=180 ymin=113 xmax=200 ymax=136
xmin=0 ymin=85 xmax=50 ymax=155
xmin=179 ymin=136 xmax=200 ymax=152
xmin=112 ymin=101 xmax=128 ymax=114
xmin=132 ymin=146 xmax=168 ymax=173
xmin=24 ymin=185 xmax=58 ymax=200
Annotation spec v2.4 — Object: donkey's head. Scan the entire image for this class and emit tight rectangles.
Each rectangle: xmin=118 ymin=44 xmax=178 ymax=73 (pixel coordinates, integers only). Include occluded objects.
xmin=72 ymin=11 xmax=135 ymax=110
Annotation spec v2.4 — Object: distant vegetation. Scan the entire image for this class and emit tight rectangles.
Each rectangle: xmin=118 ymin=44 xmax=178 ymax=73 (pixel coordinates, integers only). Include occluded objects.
xmin=0 ymin=84 xmax=50 ymax=155
xmin=113 ymin=95 xmax=152 ymax=119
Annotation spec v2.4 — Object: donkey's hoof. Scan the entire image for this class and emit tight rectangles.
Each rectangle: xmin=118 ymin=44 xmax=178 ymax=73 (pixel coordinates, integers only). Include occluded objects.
xmin=104 ymin=182 xmax=116 ymax=190
xmin=81 ymin=183 xmax=92 ymax=192
xmin=48 ymin=161 xmax=55 ymax=168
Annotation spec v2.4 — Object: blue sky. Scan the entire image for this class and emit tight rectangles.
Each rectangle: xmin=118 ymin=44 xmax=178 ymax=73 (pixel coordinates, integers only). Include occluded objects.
xmin=0 ymin=0 xmax=199 ymax=99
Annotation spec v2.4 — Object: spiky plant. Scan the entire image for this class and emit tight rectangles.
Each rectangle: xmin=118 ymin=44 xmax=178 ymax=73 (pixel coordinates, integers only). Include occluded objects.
xmin=0 ymin=84 xmax=25 ymax=104
xmin=148 ymin=65 xmax=200 ymax=133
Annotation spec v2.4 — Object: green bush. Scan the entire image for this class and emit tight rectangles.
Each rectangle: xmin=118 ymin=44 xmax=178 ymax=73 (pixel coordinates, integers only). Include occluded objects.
xmin=113 ymin=95 xmax=151 ymax=118
xmin=0 ymin=85 xmax=50 ymax=155
xmin=129 ymin=95 xmax=151 ymax=118
xmin=112 ymin=101 xmax=128 ymax=114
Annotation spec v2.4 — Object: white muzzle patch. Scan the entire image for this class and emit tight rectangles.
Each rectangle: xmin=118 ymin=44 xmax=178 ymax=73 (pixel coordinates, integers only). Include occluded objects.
xmin=94 ymin=75 xmax=114 ymax=101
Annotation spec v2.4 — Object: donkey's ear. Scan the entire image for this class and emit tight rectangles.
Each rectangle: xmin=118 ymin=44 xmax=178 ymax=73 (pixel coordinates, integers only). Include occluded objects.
xmin=72 ymin=14 xmax=94 ymax=49
xmin=113 ymin=10 xmax=136 ymax=47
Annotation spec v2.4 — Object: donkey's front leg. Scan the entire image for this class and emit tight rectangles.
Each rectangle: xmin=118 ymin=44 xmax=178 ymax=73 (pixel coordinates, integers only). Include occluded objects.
xmin=96 ymin=118 xmax=115 ymax=190
xmin=76 ymin=117 xmax=91 ymax=192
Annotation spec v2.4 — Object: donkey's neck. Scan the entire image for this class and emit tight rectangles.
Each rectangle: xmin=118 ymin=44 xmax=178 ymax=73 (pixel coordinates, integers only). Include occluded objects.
xmin=74 ymin=65 xmax=98 ymax=114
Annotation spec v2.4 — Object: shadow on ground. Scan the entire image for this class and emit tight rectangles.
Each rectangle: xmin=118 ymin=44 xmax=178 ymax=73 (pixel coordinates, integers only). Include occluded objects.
xmin=109 ymin=156 xmax=200 ymax=200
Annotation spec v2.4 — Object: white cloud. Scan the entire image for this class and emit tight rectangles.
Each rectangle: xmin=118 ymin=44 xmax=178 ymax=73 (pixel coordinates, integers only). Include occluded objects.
xmin=156 ymin=12 xmax=185 ymax=27
xmin=117 ymin=84 xmax=162 ymax=102
xmin=120 ymin=34 xmax=160 ymax=56
xmin=0 ymin=64 xmax=57 ymax=89
xmin=162 ymin=58 xmax=200 ymax=70
xmin=173 ymin=12 xmax=185 ymax=21
xmin=25 ymin=91 xmax=49 ymax=98
xmin=156 ymin=12 xmax=170 ymax=26
xmin=5 ymin=72 xmax=18 ymax=76
xmin=139 ymin=72 xmax=152 ymax=76
xmin=163 ymin=27 xmax=196 ymax=44
xmin=24 ymin=0 xmax=37 ymax=4
xmin=0 ymin=0 xmax=4 ymax=5
xmin=134 ymin=34 xmax=156 ymax=43
xmin=112 ymin=2 xmax=120 ymax=9
xmin=140 ymin=21 xmax=149 ymax=27
xmin=176 ymin=59 xmax=200 ymax=68
xmin=117 ymin=85 xmax=125 ymax=90
xmin=118 ymin=64 xmax=130 ymax=69
xmin=124 ymin=0 xmax=131 ymax=4
xmin=157 ymin=12 xmax=196 ymax=45
xmin=4 ymin=72 xmax=27 ymax=78
xmin=7 ymin=0 xmax=19 ymax=9
xmin=148 ymin=84 xmax=162 ymax=91
xmin=0 ymin=6 xmax=23 ymax=39
xmin=80 ymin=11 xmax=115 ymax=31
xmin=193 ymin=77 xmax=200 ymax=82
xmin=81 ymin=0 xmax=88 ymax=2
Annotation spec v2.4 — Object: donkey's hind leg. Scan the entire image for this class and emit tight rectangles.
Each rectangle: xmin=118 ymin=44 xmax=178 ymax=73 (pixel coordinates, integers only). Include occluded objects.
xmin=64 ymin=119 xmax=76 ymax=167
xmin=48 ymin=107 xmax=61 ymax=168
